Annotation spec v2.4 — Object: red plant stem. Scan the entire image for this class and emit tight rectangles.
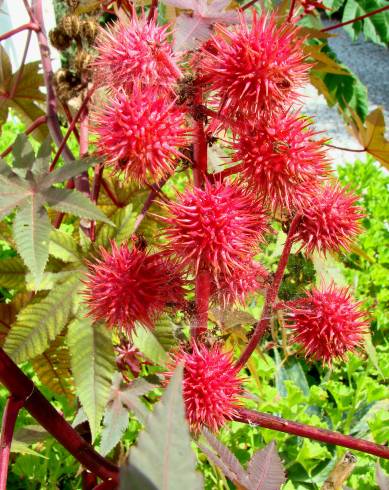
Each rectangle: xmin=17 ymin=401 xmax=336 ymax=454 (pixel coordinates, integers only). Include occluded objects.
xmin=9 ymin=29 xmax=32 ymax=99
xmin=322 ymin=5 xmax=389 ymax=32
xmin=53 ymin=179 xmax=75 ymax=229
xmin=0 ymin=115 xmax=47 ymax=158
xmin=30 ymin=0 xmax=75 ymax=165
xmin=93 ymin=481 xmax=117 ymax=490
xmin=0 ymin=348 xmax=118 ymax=482
xmin=148 ymin=0 xmax=159 ymax=21
xmin=101 ymin=179 xmax=125 ymax=208
xmin=0 ymin=22 xmax=39 ymax=42
xmin=49 ymin=87 xmax=94 ymax=171
xmin=325 ymin=143 xmax=365 ymax=152
xmin=241 ymin=0 xmax=259 ymax=11
xmin=194 ymin=270 xmax=211 ymax=337
xmin=0 ymin=396 xmax=25 ymax=490
xmin=235 ymin=408 xmax=389 ymax=460
xmin=132 ymin=176 xmax=169 ymax=234
xmin=62 ymin=102 xmax=81 ymax=142
xmin=76 ymin=103 xmax=90 ymax=194
xmin=235 ymin=214 xmax=301 ymax=370
xmin=287 ymin=0 xmax=297 ymax=21
xmin=192 ymin=86 xmax=210 ymax=339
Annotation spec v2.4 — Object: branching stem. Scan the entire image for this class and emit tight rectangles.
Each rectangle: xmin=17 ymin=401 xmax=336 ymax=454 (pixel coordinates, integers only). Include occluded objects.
xmin=322 ymin=5 xmax=389 ymax=32
xmin=235 ymin=408 xmax=389 ymax=459
xmin=0 ymin=23 xmax=39 ymax=42
xmin=235 ymin=213 xmax=301 ymax=370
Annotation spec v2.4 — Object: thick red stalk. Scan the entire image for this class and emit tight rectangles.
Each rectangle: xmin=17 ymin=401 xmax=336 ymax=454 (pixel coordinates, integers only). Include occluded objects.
xmin=235 ymin=408 xmax=389 ymax=460
xmin=0 ymin=348 xmax=118 ymax=482
xmin=30 ymin=0 xmax=75 ymax=165
xmin=240 ymin=0 xmax=259 ymax=11
xmin=0 ymin=23 xmax=38 ymax=42
xmin=192 ymin=86 xmax=210 ymax=339
xmin=0 ymin=115 xmax=47 ymax=158
xmin=209 ymin=163 xmax=245 ymax=182
xmin=76 ymin=103 xmax=91 ymax=194
xmin=0 ymin=396 xmax=25 ymax=490
xmin=322 ymin=5 xmax=389 ymax=32
xmin=194 ymin=270 xmax=211 ymax=337
xmin=235 ymin=214 xmax=301 ymax=370
xmin=62 ymin=101 xmax=81 ymax=142
xmin=287 ymin=0 xmax=297 ymax=21
xmin=148 ymin=0 xmax=159 ymax=21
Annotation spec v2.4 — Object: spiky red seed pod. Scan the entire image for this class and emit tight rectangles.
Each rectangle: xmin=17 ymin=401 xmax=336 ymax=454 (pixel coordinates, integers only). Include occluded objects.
xmin=211 ymin=260 xmax=269 ymax=307
xmin=163 ymin=180 xmax=268 ymax=279
xmin=285 ymin=285 xmax=368 ymax=364
xmin=166 ymin=343 xmax=243 ymax=431
xmin=83 ymin=243 xmax=186 ymax=330
xmin=199 ymin=12 xmax=309 ymax=120
xmin=234 ymin=113 xmax=329 ymax=211
xmin=93 ymin=15 xmax=181 ymax=90
xmin=292 ymin=183 xmax=364 ymax=255
xmin=92 ymin=87 xmax=189 ymax=184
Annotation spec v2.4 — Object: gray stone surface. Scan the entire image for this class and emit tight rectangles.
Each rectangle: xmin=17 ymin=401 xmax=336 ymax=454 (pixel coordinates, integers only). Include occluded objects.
xmin=301 ymin=20 xmax=389 ymax=165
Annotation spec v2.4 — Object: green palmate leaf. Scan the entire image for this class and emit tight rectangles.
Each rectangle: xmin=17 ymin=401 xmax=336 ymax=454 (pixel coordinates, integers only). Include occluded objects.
xmin=100 ymin=374 xmax=154 ymax=456
xmin=0 ymin=173 xmax=31 ymax=219
xmin=122 ymin=366 xmax=203 ymax=490
xmin=43 ymin=188 xmax=113 ymax=224
xmin=32 ymin=334 xmax=74 ymax=400
xmin=3 ymin=275 xmax=80 ymax=363
xmin=13 ymin=196 xmax=51 ymax=285
xmin=41 ymin=157 xmax=100 ymax=188
xmin=67 ymin=315 xmax=115 ymax=442
xmin=96 ymin=203 xmax=135 ymax=247
xmin=132 ymin=323 xmax=168 ymax=366
xmin=31 ymin=137 xmax=52 ymax=176
xmin=49 ymin=229 xmax=81 ymax=263
xmin=0 ymin=256 xmax=27 ymax=289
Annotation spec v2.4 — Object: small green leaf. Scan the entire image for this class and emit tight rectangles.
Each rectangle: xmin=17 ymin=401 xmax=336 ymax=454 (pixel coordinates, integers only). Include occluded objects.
xmin=132 ymin=324 xmax=168 ymax=366
xmin=13 ymin=197 xmax=51 ymax=285
xmin=96 ymin=203 xmax=134 ymax=247
xmin=43 ymin=188 xmax=113 ymax=224
xmin=68 ymin=315 xmax=115 ymax=442
xmin=122 ymin=366 xmax=203 ymax=490
xmin=4 ymin=275 xmax=80 ymax=363
xmin=49 ymin=229 xmax=81 ymax=263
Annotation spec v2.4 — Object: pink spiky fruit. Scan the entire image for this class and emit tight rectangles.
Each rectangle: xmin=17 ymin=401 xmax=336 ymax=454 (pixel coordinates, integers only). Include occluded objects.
xmin=285 ymin=284 xmax=368 ymax=364
xmin=166 ymin=343 xmax=243 ymax=431
xmin=83 ymin=243 xmax=186 ymax=330
xmin=163 ymin=180 xmax=268 ymax=279
xmin=92 ymin=86 xmax=189 ymax=184
xmin=292 ymin=183 xmax=364 ymax=255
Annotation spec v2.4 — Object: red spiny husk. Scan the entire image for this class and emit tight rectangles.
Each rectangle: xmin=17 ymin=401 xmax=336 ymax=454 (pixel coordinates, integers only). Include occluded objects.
xmin=292 ymin=183 xmax=364 ymax=255
xmin=83 ymin=243 xmax=186 ymax=330
xmin=166 ymin=343 xmax=243 ymax=431
xmin=234 ymin=113 xmax=330 ymax=211
xmin=163 ymin=180 xmax=268 ymax=279
xmin=285 ymin=284 xmax=368 ymax=364
xmin=199 ymin=12 xmax=309 ymax=120
xmin=93 ymin=15 xmax=181 ymax=90
xmin=211 ymin=260 xmax=269 ymax=307
xmin=92 ymin=87 xmax=189 ymax=184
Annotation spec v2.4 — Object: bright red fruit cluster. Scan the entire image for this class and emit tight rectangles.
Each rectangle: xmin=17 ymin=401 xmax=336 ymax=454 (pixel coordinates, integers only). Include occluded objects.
xmin=84 ymin=7 xmax=368 ymax=432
